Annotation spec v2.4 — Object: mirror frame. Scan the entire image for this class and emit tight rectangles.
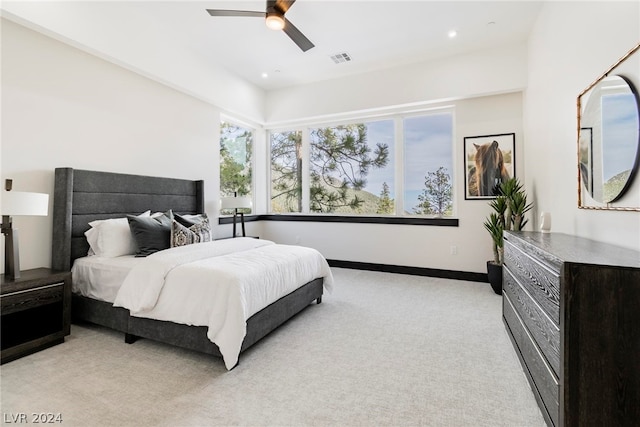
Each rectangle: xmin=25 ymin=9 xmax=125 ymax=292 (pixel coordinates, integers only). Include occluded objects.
xmin=577 ymin=43 xmax=640 ymax=211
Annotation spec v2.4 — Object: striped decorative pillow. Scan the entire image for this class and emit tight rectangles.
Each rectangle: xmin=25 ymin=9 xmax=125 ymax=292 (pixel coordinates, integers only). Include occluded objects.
xmin=171 ymin=213 xmax=212 ymax=247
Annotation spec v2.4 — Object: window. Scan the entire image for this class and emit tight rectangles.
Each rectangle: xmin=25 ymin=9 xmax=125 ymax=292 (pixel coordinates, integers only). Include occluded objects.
xmin=270 ymin=130 xmax=302 ymax=213
xmin=268 ymin=110 xmax=454 ymax=217
xmin=403 ymin=113 xmax=454 ymax=216
xmin=309 ymin=120 xmax=394 ymax=214
xmin=220 ymin=121 xmax=253 ymax=213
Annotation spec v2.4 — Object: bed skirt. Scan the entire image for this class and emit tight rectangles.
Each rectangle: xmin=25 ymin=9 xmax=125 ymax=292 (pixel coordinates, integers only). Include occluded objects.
xmin=71 ymin=277 xmax=324 ymax=360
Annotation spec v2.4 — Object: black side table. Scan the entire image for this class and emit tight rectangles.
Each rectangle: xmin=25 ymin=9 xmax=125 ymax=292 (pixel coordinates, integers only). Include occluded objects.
xmin=1 ymin=268 xmax=72 ymax=364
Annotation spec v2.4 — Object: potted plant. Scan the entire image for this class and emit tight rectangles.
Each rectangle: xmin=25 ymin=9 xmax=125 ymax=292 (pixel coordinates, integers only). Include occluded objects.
xmin=483 ymin=178 xmax=532 ymax=294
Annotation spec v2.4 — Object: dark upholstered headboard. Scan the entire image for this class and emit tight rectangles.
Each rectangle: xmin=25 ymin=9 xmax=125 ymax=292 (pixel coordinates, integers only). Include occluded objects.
xmin=52 ymin=168 xmax=204 ymax=271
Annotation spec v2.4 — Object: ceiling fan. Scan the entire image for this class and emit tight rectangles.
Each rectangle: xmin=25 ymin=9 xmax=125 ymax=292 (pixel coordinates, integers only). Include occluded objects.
xmin=206 ymin=0 xmax=315 ymax=52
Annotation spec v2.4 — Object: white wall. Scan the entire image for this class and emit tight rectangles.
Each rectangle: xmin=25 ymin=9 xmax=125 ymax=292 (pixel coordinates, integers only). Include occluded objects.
xmin=0 ymin=19 xmax=233 ymax=272
xmin=261 ymin=92 xmax=524 ymax=274
xmin=1 ymin=3 xmax=266 ymax=123
xmin=525 ymin=1 xmax=640 ymax=251
xmin=266 ymin=43 xmax=527 ymax=123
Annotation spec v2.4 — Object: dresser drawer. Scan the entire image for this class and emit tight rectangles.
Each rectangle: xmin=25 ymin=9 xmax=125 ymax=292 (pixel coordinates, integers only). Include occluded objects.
xmin=504 ymin=239 xmax=560 ymax=323
xmin=0 ymin=283 xmax=64 ymax=316
xmin=504 ymin=294 xmax=559 ymax=427
xmin=503 ymin=233 xmax=564 ymax=273
xmin=504 ymin=266 xmax=560 ymax=376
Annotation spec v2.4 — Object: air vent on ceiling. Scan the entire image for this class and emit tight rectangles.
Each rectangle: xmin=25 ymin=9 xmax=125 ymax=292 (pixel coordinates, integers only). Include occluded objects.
xmin=330 ymin=52 xmax=352 ymax=64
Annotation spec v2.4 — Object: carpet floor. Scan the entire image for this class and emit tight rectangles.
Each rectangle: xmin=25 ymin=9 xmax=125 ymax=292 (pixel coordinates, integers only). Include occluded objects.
xmin=0 ymin=268 xmax=545 ymax=426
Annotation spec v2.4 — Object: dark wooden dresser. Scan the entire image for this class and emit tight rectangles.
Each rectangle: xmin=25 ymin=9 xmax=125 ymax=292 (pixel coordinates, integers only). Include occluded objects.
xmin=502 ymin=231 xmax=640 ymax=427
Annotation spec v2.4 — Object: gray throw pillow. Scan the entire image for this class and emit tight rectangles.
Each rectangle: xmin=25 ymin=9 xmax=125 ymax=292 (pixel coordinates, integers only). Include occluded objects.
xmin=127 ymin=211 xmax=172 ymax=256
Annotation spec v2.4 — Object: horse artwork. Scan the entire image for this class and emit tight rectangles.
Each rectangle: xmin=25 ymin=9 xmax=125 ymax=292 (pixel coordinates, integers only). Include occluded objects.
xmin=464 ymin=134 xmax=515 ymax=199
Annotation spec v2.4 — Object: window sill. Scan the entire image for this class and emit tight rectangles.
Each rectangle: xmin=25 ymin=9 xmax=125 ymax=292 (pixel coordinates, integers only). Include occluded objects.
xmin=219 ymin=214 xmax=458 ymax=226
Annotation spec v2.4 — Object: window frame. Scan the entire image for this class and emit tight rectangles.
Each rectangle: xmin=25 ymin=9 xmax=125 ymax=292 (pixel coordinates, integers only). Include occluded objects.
xmin=266 ymin=105 xmax=456 ymax=219
xmin=401 ymin=109 xmax=456 ymax=217
xmin=219 ymin=116 xmax=256 ymax=214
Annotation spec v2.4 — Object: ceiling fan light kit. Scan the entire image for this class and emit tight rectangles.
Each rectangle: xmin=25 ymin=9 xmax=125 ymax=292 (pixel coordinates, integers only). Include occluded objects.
xmin=265 ymin=13 xmax=285 ymax=31
xmin=206 ymin=0 xmax=314 ymax=52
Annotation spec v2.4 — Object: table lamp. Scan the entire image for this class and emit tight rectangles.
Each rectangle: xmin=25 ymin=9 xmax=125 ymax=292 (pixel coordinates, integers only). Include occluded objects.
xmin=220 ymin=195 xmax=252 ymax=237
xmin=1 ymin=180 xmax=49 ymax=279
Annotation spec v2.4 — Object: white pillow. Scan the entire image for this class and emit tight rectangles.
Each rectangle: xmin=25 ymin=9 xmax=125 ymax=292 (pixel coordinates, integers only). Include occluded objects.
xmin=85 ymin=211 xmax=150 ymax=257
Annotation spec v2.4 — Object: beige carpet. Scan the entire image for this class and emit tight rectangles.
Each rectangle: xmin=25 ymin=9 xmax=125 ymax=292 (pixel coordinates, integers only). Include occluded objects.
xmin=1 ymin=268 xmax=545 ymax=427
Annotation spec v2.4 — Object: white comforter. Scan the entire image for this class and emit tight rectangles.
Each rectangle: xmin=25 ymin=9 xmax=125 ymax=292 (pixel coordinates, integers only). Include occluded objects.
xmin=113 ymin=238 xmax=333 ymax=369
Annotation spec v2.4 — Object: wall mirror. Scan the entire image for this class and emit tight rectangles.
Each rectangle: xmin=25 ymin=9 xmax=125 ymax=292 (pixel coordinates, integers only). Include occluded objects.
xmin=578 ymin=43 xmax=640 ymax=211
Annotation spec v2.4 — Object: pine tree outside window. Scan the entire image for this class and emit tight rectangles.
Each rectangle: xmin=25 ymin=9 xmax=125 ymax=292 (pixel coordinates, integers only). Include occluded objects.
xmin=309 ymin=120 xmax=394 ymax=214
xmin=271 ymin=130 xmax=303 ymax=213
xmin=268 ymin=110 xmax=454 ymax=218
xmin=403 ymin=113 xmax=454 ymax=217
xmin=220 ymin=121 xmax=253 ymax=215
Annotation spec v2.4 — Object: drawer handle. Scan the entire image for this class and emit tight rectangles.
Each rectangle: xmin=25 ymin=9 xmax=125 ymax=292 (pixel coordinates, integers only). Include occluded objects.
xmin=1 ymin=282 xmax=64 ymax=298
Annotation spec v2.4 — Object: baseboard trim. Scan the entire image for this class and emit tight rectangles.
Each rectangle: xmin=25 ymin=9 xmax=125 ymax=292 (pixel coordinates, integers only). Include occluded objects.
xmin=327 ymin=259 xmax=488 ymax=283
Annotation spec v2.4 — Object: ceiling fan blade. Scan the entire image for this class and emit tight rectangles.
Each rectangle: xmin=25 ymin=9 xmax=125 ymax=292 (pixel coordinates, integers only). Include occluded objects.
xmin=206 ymin=9 xmax=264 ymax=18
xmin=274 ymin=0 xmax=296 ymax=14
xmin=283 ymin=17 xmax=314 ymax=52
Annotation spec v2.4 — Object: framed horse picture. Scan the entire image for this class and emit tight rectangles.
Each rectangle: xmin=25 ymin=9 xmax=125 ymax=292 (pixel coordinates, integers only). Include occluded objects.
xmin=464 ymin=133 xmax=515 ymax=199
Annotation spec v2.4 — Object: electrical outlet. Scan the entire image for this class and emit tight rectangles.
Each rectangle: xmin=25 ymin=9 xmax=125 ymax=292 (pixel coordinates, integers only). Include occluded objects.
xmin=450 ymin=245 xmax=457 ymax=255
xmin=295 ymin=235 xmax=301 ymax=244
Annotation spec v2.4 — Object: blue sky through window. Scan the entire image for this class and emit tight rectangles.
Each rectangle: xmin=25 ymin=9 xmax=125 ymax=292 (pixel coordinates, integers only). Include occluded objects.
xmin=268 ymin=112 xmax=454 ymax=215
xmin=403 ymin=113 xmax=453 ymax=213
xmin=362 ymin=120 xmax=395 ymax=199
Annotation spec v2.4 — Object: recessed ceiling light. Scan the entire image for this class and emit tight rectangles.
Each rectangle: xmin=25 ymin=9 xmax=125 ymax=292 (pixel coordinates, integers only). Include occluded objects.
xmin=448 ymin=30 xmax=457 ymax=39
xmin=261 ymin=72 xmax=269 ymax=79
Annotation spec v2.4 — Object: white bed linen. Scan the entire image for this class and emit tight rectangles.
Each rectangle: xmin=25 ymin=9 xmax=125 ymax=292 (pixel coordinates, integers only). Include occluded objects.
xmin=113 ymin=238 xmax=333 ymax=370
xmin=71 ymin=255 xmax=142 ymax=303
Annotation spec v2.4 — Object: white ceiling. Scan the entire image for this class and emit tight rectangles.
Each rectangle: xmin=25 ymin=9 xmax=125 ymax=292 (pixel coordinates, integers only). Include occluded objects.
xmin=1 ymin=0 xmax=543 ymax=92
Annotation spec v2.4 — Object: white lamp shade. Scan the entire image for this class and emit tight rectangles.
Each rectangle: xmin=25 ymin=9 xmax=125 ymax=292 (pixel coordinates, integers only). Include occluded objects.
xmin=1 ymin=191 xmax=49 ymax=216
xmin=220 ymin=196 xmax=252 ymax=211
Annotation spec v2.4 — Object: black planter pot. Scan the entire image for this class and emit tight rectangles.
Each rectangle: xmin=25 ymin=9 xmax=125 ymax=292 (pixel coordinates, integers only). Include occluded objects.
xmin=487 ymin=261 xmax=503 ymax=295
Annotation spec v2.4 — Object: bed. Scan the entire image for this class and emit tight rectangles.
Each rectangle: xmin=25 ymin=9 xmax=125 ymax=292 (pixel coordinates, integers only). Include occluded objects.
xmin=51 ymin=168 xmax=332 ymax=369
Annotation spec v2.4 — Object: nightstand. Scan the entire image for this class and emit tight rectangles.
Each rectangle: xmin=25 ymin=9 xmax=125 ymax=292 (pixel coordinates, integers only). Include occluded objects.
xmin=1 ymin=268 xmax=72 ymax=364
